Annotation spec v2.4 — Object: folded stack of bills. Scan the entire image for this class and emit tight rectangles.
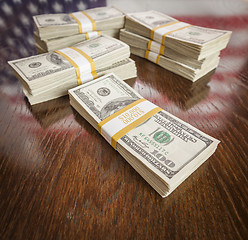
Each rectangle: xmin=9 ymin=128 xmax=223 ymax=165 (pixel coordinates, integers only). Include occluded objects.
xmin=120 ymin=10 xmax=232 ymax=81
xmin=69 ymin=73 xmax=220 ymax=197
xmin=8 ymin=36 xmax=136 ymax=105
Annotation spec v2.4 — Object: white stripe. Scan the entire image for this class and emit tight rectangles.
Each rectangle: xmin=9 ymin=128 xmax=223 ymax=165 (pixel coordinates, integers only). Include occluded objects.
xmin=58 ymin=47 xmax=93 ymax=83
xmin=149 ymin=41 xmax=163 ymax=54
xmin=101 ymin=100 xmax=158 ymax=144
xmin=147 ymin=51 xmax=159 ymax=63
xmin=153 ymin=22 xmax=190 ymax=43
xmin=80 ymin=72 xmax=95 ymax=83
xmin=71 ymin=11 xmax=94 ymax=32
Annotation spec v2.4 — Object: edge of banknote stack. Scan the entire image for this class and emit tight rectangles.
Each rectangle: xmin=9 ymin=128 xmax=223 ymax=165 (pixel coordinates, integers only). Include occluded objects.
xmin=68 ymin=73 xmax=220 ymax=197
xmin=119 ymin=10 xmax=232 ymax=82
xmin=33 ymin=6 xmax=126 ymax=53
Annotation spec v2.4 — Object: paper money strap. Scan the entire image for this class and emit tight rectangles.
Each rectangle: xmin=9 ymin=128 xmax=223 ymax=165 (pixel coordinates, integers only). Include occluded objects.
xmin=85 ymin=31 xmax=101 ymax=40
xmin=69 ymin=11 xmax=96 ymax=33
xmin=151 ymin=21 xmax=192 ymax=44
xmin=55 ymin=47 xmax=97 ymax=85
xmin=145 ymin=50 xmax=161 ymax=64
xmin=98 ymin=98 xmax=162 ymax=149
xmin=147 ymin=40 xmax=165 ymax=55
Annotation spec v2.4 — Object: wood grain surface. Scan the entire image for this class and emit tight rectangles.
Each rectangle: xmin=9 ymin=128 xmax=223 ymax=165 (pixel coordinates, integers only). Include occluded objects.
xmin=0 ymin=2 xmax=248 ymax=240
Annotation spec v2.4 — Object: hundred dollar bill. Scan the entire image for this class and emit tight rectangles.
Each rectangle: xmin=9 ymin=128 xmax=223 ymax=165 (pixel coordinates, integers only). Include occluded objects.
xmin=125 ymin=10 xmax=232 ymax=59
xmin=8 ymin=35 xmax=130 ymax=95
xmin=34 ymin=6 xmax=125 ymax=40
xmin=68 ymin=73 xmax=220 ymax=197
xmin=23 ymin=58 xmax=137 ymax=105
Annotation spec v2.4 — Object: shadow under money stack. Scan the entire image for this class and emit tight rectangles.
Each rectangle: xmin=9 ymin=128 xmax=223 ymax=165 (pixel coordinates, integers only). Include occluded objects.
xmin=120 ymin=10 xmax=232 ymax=82
xmin=68 ymin=73 xmax=220 ymax=197
xmin=34 ymin=6 xmax=125 ymax=53
xmin=8 ymin=35 xmax=136 ymax=105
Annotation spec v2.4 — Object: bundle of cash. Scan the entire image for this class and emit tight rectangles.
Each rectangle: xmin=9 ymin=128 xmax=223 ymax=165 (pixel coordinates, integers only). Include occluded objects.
xmin=69 ymin=73 xmax=220 ymax=197
xmin=34 ymin=6 xmax=125 ymax=52
xmin=8 ymin=35 xmax=137 ymax=105
xmin=120 ymin=10 xmax=232 ymax=81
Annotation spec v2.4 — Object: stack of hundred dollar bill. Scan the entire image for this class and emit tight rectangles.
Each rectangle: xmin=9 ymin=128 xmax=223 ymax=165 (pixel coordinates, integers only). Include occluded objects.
xmin=69 ymin=73 xmax=220 ymax=197
xmin=120 ymin=10 xmax=232 ymax=81
xmin=34 ymin=6 xmax=125 ymax=53
xmin=8 ymin=35 xmax=137 ymax=105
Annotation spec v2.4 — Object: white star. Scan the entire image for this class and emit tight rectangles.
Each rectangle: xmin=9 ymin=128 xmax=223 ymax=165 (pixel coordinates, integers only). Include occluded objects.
xmin=13 ymin=26 xmax=22 ymax=36
xmin=20 ymin=47 xmax=29 ymax=56
xmin=77 ymin=1 xmax=87 ymax=11
xmin=53 ymin=2 xmax=63 ymax=12
xmin=1 ymin=2 xmax=13 ymax=15
xmin=6 ymin=37 xmax=15 ymax=46
xmin=27 ymin=36 xmax=34 ymax=45
xmin=20 ymin=14 xmax=30 ymax=26
xmin=27 ymin=2 xmax=38 ymax=14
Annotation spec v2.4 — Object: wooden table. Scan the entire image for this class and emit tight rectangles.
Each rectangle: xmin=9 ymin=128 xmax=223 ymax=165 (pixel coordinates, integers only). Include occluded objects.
xmin=0 ymin=2 xmax=247 ymax=239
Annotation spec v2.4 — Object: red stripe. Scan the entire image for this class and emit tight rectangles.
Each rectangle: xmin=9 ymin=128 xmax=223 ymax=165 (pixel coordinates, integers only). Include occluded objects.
xmin=172 ymin=15 xmax=248 ymax=29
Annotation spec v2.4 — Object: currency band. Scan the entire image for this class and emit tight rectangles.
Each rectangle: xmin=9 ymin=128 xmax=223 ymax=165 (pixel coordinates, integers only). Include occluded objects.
xmin=147 ymin=40 xmax=165 ymax=55
xmin=85 ymin=31 xmax=101 ymax=40
xmin=55 ymin=47 xmax=97 ymax=85
xmin=151 ymin=21 xmax=192 ymax=44
xmin=70 ymin=11 xmax=96 ymax=33
xmin=98 ymin=98 xmax=162 ymax=149
xmin=145 ymin=50 xmax=161 ymax=64
xmin=150 ymin=21 xmax=179 ymax=40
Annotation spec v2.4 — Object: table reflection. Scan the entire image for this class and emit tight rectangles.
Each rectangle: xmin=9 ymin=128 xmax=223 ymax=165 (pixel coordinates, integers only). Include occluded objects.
xmin=27 ymin=96 xmax=73 ymax=128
